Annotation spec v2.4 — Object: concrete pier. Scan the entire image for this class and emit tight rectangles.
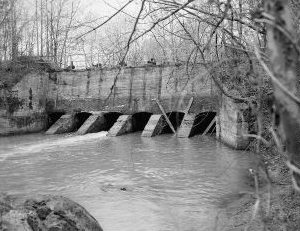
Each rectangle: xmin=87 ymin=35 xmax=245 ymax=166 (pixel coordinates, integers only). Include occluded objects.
xmin=216 ymin=95 xmax=249 ymax=149
xmin=141 ymin=114 xmax=166 ymax=137
xmin=76 ymin=113 xmax=106 ymax=135
xmin=177 ymin=114 xmax=197 ymax=138
xmin=45 ymin=114 xmax=76 ymax=135
xmin=107 ymin=115 xmax=132 ymax=136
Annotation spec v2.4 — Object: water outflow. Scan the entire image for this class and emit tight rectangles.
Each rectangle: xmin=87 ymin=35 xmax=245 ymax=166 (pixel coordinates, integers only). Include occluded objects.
xmin=0 ymin=132 xmax=257 ymax=231
xmin=0 ymin=132 xmax=108 ymax=162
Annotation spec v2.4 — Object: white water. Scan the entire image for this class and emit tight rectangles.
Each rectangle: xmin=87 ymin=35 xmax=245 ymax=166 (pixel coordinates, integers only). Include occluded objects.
xmin=0 ymin=131 xmax=108 ymax=161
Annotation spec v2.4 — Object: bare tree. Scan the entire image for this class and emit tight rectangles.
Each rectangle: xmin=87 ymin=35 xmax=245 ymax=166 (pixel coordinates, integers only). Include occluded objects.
xmin=262 ymin=0 xmax=300 ymax=190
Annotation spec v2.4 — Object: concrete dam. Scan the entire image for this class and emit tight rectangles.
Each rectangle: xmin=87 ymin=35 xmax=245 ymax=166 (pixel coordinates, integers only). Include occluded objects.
xmin=0 ymin=64 xmax=249 ymax=149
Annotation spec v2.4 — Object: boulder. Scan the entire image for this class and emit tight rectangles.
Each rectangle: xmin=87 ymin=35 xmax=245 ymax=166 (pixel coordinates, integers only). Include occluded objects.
xmin=0 ymin=193 xmax=103 ymax=231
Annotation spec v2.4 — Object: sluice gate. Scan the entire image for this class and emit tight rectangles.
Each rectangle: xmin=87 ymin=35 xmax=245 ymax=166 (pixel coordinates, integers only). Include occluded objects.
xmin=45 ymin=111 xmax=216 ymax=138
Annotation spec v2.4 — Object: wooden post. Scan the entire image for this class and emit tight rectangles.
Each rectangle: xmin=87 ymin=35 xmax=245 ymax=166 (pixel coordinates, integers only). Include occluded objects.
xmin=155 ymin=99 xmax=176 ymax=134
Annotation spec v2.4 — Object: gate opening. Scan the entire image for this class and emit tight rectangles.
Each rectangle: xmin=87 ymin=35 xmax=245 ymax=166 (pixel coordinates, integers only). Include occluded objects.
xmin=192 ymin=112 xmax=216 ymax=136
xmin=162 ymin=112 xmax=184 ymax=134
xmin=132 ymin=112 xmax=153 ymax=132
xmin=74 ymin=112 xmax=92 ymax=131
xmin=47 ymin=112 xmax=65 ymax=128
xmin=103 ymin=112 xmax=122 ymax=131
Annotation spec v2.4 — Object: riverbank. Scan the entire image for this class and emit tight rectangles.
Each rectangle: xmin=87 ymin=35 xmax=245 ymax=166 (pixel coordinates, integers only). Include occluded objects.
xmin=220 ymin=152 xmax=300 ymax=231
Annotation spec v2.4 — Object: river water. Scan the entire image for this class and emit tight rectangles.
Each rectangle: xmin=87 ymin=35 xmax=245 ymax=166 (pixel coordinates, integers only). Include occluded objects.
xmin=0 ymin=132 xmax=256 ymax=231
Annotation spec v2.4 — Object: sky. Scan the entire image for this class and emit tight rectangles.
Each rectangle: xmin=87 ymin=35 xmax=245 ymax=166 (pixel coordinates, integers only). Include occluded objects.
xmin=83 ymin=0 xmax=137 ymax=16
xmin=18 ymin=0 xmax=144 ymax=67
xmin=22 ymin=0 xmax=139 ymax=35
xmin=23 ymin=0 xmax=138 ymax=19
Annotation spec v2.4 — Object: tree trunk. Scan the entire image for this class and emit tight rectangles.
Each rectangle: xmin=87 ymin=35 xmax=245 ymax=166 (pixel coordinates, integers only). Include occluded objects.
xmin=36 ymin=0 xmax=39 ymax=56
xmin=40 ymin=0 xmax=43 ymax=56
xmin=265 ymin=0 xmax=300 ymax=190
xmin=238 ymin=0 xmax=243 ymax=43
xmin=11 ymin=1 xmax=18 ymax=60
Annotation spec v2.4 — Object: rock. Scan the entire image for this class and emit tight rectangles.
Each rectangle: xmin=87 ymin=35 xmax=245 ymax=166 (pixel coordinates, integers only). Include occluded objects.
xmin=0 ymin=193 xmax=103 ymax=231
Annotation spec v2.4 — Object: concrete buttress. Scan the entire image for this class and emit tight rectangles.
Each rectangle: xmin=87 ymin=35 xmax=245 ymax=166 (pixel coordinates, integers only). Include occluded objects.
xmin=45 ymin=114 xmax=76 ymax=135
xmin=76 ymin=113 xmax=106 ymax=135
xmin=177 ymin=114 xmax=197 ymax=138
xmin=107 ymin=115 xmax=133 ymax=136
xmin=141 ymin=114 xmax=166 ymax=137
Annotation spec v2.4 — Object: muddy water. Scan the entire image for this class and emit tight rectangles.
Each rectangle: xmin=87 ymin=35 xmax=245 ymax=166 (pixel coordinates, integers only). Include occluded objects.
xmin=0 ymin=132 xmax=256 ymax=231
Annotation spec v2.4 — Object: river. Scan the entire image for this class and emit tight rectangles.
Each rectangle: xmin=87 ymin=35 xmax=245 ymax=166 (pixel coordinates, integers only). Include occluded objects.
xmin=0 ymin=132 xmax=257 ymax=231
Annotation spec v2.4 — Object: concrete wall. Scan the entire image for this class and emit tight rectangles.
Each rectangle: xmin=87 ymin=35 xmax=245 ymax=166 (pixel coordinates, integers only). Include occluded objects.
xmin=0 ymin=65 xmax=218 ymax=136
xmin=0 ymin=65 xmax=250 ymax=151
xmin=0 ymin=72 xmax=48 ymax=135
xmin=46 ymin=65 xmax=218 ymax=115
xmin=216 ymin=95 xmax=249 ymax=149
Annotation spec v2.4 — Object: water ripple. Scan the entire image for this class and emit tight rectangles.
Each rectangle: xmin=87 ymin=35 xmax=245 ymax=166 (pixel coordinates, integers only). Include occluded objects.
xmin=0 ymin=132 xmax=257 ymax=231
